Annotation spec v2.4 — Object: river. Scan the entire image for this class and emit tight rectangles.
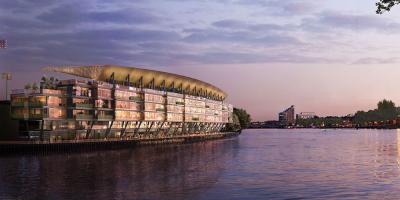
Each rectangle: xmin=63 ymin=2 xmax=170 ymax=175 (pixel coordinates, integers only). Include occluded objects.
xmin=2 ymin=129 xmax=400 ymax=199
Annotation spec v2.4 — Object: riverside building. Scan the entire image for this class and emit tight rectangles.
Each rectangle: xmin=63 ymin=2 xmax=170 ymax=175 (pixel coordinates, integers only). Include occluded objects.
xmin=278 ymin=105 xmax=295 ymax=126
xmin=10 ymin=65 xmax=233 ymax=141
xmin=296 ymin=112 xmax=316 ymax=120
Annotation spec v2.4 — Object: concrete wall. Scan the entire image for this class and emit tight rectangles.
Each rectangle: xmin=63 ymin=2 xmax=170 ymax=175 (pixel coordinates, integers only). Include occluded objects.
xmin=0 ymin=101 xmax=19 ymax=140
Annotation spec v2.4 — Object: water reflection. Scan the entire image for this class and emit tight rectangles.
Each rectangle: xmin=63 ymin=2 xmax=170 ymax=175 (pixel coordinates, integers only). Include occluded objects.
xmin=5 ymin=130 xmax=400 ymax=199
xmin=0 ymin=138 xmax=239 ymax=200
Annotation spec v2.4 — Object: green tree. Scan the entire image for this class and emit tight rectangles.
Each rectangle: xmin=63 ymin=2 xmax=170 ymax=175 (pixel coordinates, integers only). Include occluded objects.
xmin=32 ymin=83 xmax=39 ymax=92
xmin=24 ymin=83 xmax=31 ymax=90
xmin=353 ymin=99 xmax=398 ymax=126
xmin=376 ymin=0 xmax=400 ymax=13
xmin=225 ymin=113 xmax=241 ymax=132
xmin=41 ymin=76 xmax=47 ymax=82
xmin=233 ymin=107 xmax=251 ymax=129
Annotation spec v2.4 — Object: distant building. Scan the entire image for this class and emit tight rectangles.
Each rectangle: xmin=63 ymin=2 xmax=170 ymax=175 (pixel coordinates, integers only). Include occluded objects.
xmin=296 ymin=112 xmax=316 ymax=120
xmin=279 ymin=105 xmax=295 ymax=126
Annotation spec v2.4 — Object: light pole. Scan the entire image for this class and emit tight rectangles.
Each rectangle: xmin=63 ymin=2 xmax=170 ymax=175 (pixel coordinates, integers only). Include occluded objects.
xmin=2 ymin=72 xmax=12 ymax=100
xmin=0 ymin=40 xmax=9 ymax=100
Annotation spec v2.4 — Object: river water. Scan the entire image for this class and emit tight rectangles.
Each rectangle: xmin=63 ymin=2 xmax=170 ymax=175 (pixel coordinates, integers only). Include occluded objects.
xmin=2 ymin=129 xmax=400 ymax=199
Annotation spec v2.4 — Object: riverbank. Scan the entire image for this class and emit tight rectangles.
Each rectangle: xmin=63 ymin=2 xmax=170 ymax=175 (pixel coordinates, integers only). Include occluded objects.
xmin=0 ymin=131 xmax=240 ymax=154
xmin=248 ymin=126 xmax=399 ymax=130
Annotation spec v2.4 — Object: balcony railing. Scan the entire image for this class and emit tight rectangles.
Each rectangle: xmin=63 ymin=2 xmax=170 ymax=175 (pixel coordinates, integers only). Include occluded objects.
xmin=176 ymin=101 xmax=185 ymax=105
xmin=29 ymin=113 xmax=44 ymax=119
xmin=11 ymin=113 xmax=29 ymax=119
xmin=156 ymin=108 xmax=165 ymax=112
xmin=98 ymin=115 xmax=113 ymax=120
xmin=129 ymin=96 xmax=142 ymax=101
xmin=11 ymin=102 xmax=26 ymax=107
xmin=29 ymin=102 xmax=45 ymax=107
xmin=74 ymin=103 xmax=93 ymax=109
xmin=75 ymin=113 xmax=93 ymax=120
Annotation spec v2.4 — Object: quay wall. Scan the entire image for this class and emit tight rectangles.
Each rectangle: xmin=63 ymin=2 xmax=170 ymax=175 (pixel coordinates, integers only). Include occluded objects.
xmin=0 ymin=101 xmax=19 ymax=141
xmin=0 ymin=131 xmax=240 ymax=154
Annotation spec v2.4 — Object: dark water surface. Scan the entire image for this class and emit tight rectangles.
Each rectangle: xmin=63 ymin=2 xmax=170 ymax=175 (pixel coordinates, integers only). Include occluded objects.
xmin=2 ymin=129 xmax=400 ymax=199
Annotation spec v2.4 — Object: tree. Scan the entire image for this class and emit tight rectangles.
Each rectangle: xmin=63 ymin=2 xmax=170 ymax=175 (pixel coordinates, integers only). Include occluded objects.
xmin=24 ymin=83 xmax=31 ymax=90
xmin=377 ymin=99 xmax=395 ymax=110
xmin=225 ymin=113 xmax=241 ymax=132
xmin=353 ymin=99 xmax=398 ymax=126
xmin=233 ymin=107 xmax=251 ymax=129
xmin=376 ymin=0 xmax=400 ymax=14
xmin=32 ymin=82 xmax=39 ymax=92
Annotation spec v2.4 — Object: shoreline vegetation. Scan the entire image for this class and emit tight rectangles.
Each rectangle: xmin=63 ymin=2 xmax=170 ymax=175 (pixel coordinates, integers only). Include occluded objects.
xmin=250 ymin=99 xmax=400 ymax=129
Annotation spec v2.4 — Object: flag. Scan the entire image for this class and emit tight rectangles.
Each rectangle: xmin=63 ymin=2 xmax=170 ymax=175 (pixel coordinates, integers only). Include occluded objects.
xmin=0 ymin=40 xmax=7 ymax=48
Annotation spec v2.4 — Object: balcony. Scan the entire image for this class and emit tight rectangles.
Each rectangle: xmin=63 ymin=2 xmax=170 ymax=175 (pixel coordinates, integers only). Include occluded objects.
xmin=29 ymin=113 xmax=44 ymax=119
xmin=11 ymin=113 xmax=29 ymax=119
xmin=176 ymin=101 xmax=185 ymax=105
xmin=75 ymin=113 xmax=93 ymax=120
xmin=129 ymin=96 xmax=142 ymax=101
xmin=156 ymin=108 xmax=165 ymax=112
xmin=74 ymin=103 xmax=93 ymax=109
xmin=98 ymin=115 xmax=113 ymax=120
xmin=29 ymin=102 xmax=45 ymax=107
xmin=11 ymin=102 xmax=26 ymax=107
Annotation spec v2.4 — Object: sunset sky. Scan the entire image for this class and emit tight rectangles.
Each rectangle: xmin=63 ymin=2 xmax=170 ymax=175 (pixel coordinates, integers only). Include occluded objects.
xmin=1 ymin=0 xmax=400 ymax=121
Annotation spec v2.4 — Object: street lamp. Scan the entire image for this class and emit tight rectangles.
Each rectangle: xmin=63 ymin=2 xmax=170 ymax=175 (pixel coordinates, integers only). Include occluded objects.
xmin=2 ymin=72 xmax=12 ymax=100
xmin=1 ymin=39 xmax=9 ymax=100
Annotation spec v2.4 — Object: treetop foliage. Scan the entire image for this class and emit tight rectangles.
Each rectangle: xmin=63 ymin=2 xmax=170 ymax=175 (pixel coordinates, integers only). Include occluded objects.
xmin=233 ymin=107 xmax=252 ymax=129
xmin=376 ymin=0 xmax=400 ymax=14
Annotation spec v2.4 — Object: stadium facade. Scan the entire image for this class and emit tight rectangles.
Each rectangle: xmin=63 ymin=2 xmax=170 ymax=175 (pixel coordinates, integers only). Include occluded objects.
xmin=10 ymin=65 xmax=233 ymax=141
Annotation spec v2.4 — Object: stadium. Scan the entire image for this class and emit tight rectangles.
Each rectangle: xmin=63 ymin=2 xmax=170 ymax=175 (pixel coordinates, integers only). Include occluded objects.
xmin=10 ymin=65 xmax=234 ymax=141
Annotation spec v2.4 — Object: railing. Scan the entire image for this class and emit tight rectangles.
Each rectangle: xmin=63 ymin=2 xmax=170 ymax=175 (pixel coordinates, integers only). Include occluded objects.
xmin=29 ymin=114 xmax=44 ymax=119
xmin=129 ymin=96 xmax=142 ymax=101
xmin=11 ymin=102 xmax=26 ymax=107
xmin=42 ymin=89 xmax=62 ymax=95
xmin=11 ymin=113 xmax=29 ymax=119
xmin=75 ymin=113 xmax=93 ymax=120
xmin=156 ymin=108 xmax=165 ymax=112
xmin=74 ymin=103 xmax=93 ymax=109
xmin=11 ymin=89 xmax=26 ymax=94
xmin=29 ymin=102 xmax=45 ymax=107
xmin=98 ymin=115 xmax=113 ymax=120
xmin=176 ymin=101 xmax=185 ymax=105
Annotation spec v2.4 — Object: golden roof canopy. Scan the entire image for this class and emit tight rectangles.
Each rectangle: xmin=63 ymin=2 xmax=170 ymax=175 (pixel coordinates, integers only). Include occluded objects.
xmin=43 ymin=65 xmax=227 ymax=100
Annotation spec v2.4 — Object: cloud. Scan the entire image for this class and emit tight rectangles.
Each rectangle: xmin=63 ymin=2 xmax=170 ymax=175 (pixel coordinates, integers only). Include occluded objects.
xmin=212 ymin=20 xmax=248 ymax=29
xmin=174 ymin=51 xmax=338 ymax=64
xmin=183 ymin=28 xmax=301 ymax=47
xmin=211 ymin=19 xmax=293 ymax=32
xmin=353 ymin=57 xmax=399 ymax=65
xmin=1 ymin=0 xmax=400 ymax=73
xmin=301 ymin=11 xmax=400 ymax=33
xmin=36 ymin=3 xmax=159 ymax=25
xmin=235 ymin=0 xmax=316 ymax=16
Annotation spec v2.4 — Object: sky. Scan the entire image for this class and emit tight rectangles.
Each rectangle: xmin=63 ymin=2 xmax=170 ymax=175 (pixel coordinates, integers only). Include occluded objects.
xmin=1 ymin=0 xmax=400 ymax=121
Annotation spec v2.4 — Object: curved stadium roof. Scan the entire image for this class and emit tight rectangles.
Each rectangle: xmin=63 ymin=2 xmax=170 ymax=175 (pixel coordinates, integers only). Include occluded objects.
xmin=43 ymin=65 xmax=227 ymax=100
